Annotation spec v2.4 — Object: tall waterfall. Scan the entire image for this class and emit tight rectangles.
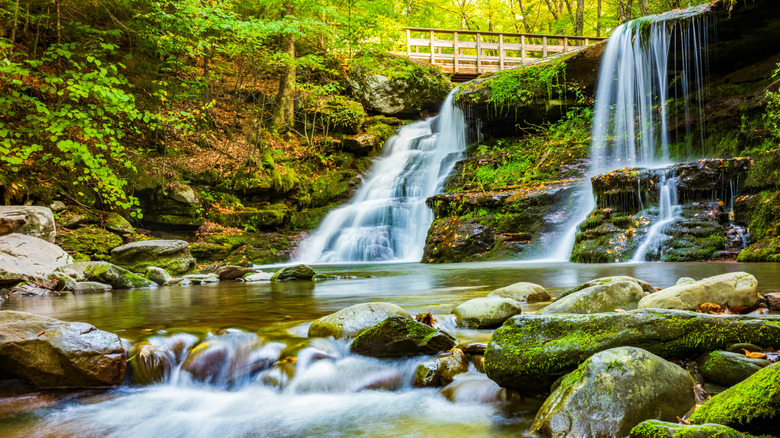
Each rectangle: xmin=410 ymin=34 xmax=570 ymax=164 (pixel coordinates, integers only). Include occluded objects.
xmin=297 ymin=89 xmax=466 ymax=263
xmin=554 ymin=5 xmax=713 ymax=261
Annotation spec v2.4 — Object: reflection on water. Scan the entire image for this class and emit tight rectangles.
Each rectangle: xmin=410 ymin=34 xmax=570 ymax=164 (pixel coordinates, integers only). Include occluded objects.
xmin=1 ymin=261 xmax=778 ymax=437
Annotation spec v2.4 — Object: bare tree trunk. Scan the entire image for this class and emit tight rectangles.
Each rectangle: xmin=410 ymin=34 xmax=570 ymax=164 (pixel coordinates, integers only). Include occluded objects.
xmin=56 ymin=0 xmax=62 ymax=75
xmin=597 ymin=0 xmax=602 ymax=36
xmin=517 ymin=0 xmax=532 ymax=33
xmin=270 ymin=3 xmax=296 ymax=134
xmin=203 ymin=46 xmax=212 ymax=103
xmin=574 ymin=0 xmax=585 ymax=35
xmin=639 ymin=0 xmax=650 ymax=16
xmin=10 ymin=0 xmax=20 ymax=44
xmin=543 ymin=0 xmax=559 ymax=21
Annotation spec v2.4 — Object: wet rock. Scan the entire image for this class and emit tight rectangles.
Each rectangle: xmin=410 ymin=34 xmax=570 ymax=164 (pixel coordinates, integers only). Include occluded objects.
xmin=638 ymin=272 xmax=759 ymax=311
xmin=451 ymin=297 xmax=522 ymax=329
xmin=456 ymin=342 xmax=487 ymax=355
xmin=488 ymin=282 xmax=550 ymax=303
xmin=182 ymin=274 xmax=220 ymax=284
xmin=239 ymin=272 xmax=273 ymax=282
xmin=341 ymin=134 xmax=380 ymax=155
xmin=215 ymin=265 xmax=256 ymax=281
xmin=104 ymin=212 xmax=134 ymax=235
xmin=74 ymin=281 xmax=112 ymax=294
xmin=0 ymin=311 xmax=126 ymax=387
xmin=689 ymin=362 xmax=780 ymax=435
xmin=49 ymin=201 xmax=67 ymax=212
xmin=350 ymin=316 xmax=456 ymax=357
xmin=676 ymin=277 xmax=697 ymax=285
xmin=144 ymin=266 xmax=172 ymax=285
xmin=270 ymin=264 xmax=316 ymax=281
xmin=697 ymin=350 xmax=771 ymax=387
xmin=765 ymin=292 xmax=780 ymax=310
xmin=630 ymin=419 xmax=744 ymax=438
xmin=531 ymin=347 xmax=695 ymax=438
xmin=308 ymin=302 xmax=411 ymax=339
xmin=181 ymin=341 xmax=231 ymax=382
xmin=484 ymin=309 xmax=780 ymax=393
xmin=0 ymin=206 xmax=56 ymax=243
xmin=421 ymin=217 xmax=494 ymax=263
xmin=47 ymin=271 xmax=76 ymax=291
xmin=0 ymin=233 xmax=72 ymax=289
xmin=129 ymin=343 xmax=174 ymax=384
xmin=67 ymin=261 xmax=154 ymax=289
xmin=6 ymin=283 xmax=56 ymax=297
xmin=413 ymin=348 xmax=469 ymax=387
xmin=539 ymin=281 xmax=646 ymax=314
xmin=111 ymin=240 xmax=196 ymax=276
xmin=440 ymin=373 xmax=522 ymax=404
xmin=560 ymin=276 xmax=657 ymax=298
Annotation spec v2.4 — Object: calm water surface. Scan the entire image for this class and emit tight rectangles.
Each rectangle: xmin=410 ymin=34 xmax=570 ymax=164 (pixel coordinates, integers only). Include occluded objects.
xmin=1 ymin=261 xmax=777 ymax=437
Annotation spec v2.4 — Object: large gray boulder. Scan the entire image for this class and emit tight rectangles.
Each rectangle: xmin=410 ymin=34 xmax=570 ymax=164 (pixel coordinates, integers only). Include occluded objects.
xmin=111 ymin=240 xmax=196 ymax=276
xmin=638 ymin=272 xmax=758 ymax=311
xmin=488 ymin=282 xmax=550 ymax=303
xmin=484 ymin=309 xmax=780 ymax=393
xmin=0 ymin=233 xmax=72 ymax=288
xmin=63 ymin=261 xmax=153 ymax=289
xmin=539 ymin=281 xmax=646 ymax=314
xmin=308 ymin=302 xmax=411 ymax=339
xmin=0 ymin=206 xmax=56 ymax=243
xmin=531 ymin=347 xmax=695 ymax=438
xmin=558 ymin=275 xmax=657 ymax=300
xmin=350 ymin=316 xmax=456 ymax=357
xmin=0 ymin=311 xmax=126 ymax=387
xmin=697 ymin=350 xmax=771 ymax=387
xmin=451 ymin=297 xmax=522 ymax=329
xmin=271 ymin=264 xmax=315 ymax=281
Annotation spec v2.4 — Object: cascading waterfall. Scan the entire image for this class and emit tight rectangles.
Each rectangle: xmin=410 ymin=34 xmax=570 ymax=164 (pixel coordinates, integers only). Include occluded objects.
xmin=630 ymin=174 xmax=682 ymax=262
xmin=297 ymin=89 xmax=466 ymax=263
xmin=553 ymin=5 xmax=713 ymax=262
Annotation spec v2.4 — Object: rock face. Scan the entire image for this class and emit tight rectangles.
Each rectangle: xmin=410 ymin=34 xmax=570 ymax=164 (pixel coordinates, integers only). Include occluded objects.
xmin=484 ymin=309 xmax=780 ymax=393
xmin=488 ymin=282 xmax=550 ymax=303
xmin=539 ymin=281 xmax=646 ymax=314
xmin=531 ymin=347 xmax=695 ymax=438
xmin=697 ymin=350 xmax=770 ymax=387
xmin=111 ymin=240 xmax=196 ymax=276
xmin=0 ymin=311 xmax=126 ymax=387
xmin=0 ymin=206 xmax=56 ymax=243
xmin=350 ymin=316 xmax=456 ymax=357
xmin=451 ymin=297 xmax=522 ymax=329
xmin=0 ymin=233 xmax=72 ymax=288
xmin=689 ymin=362 xmax=780 ymax=435
xmin=638 ymin=272 xmax=758 ymax=311
xmin=271 ymin=264 xmax=315 ymax=281
xmin=630 ymin=420 xmax=745 ymax=438
xmin=308 ymin=302 xmax=411 ymax=339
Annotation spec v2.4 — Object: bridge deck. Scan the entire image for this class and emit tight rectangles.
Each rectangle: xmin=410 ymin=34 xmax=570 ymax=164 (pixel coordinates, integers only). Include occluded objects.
xmin=397 ymin=27 xmax=607 ymax=81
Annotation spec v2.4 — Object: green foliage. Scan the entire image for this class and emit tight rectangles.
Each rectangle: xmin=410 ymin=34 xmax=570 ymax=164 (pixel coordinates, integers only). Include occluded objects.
xmin=763 ymin=63 xmax=780 ymax=142
xmin=486 ymin=60 xmax=566 ymax=111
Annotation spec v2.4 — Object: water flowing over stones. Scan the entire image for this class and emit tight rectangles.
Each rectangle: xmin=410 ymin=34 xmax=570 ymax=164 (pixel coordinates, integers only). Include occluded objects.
xmin=298 ymin=88 xmax=466 ymax=263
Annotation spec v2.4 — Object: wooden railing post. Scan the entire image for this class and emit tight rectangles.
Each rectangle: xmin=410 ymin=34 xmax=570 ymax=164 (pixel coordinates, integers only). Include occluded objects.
xmin=406 ymin=29 xmax=411 ymax=56
xmin=453 ymin=31 xmax=459 ymax=74
xmin=521 ymin=35 xmax=526 ymax=62
xmin=476 ymin=32 xmax=482 ymax=74
xmin=542 ymin=36 xmax=547 ymax=57
xmin=585 ymin=38 xmax=589 ymax=46
xmin=499 ymin=34 xmax=505 ymax=70
xmin=429 ymin=30 xmax=435 ymax=64
xmin=563 ymin=37 xmax=568 ymax=52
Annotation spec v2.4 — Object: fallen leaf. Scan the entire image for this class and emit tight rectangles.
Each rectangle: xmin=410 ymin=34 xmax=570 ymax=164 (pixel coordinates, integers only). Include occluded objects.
xmin=677 ymin=416 xmax=691 ymax=425
xmin=744 ymin=349 xmax=767 ymax=359
xmin=37 ymin=330 xmax=45 ymax=337
xmin=614 ymin=309 xmax=626 ymax=313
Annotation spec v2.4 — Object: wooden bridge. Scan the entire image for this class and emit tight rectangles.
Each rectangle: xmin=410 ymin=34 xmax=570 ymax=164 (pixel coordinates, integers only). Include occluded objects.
xmin=398 ymin=27 xmax=607 ymax=81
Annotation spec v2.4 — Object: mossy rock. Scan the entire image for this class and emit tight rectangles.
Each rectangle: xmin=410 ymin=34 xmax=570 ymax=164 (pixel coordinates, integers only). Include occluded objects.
xmin=737 ymin=237 xmax=780 ymax=262
xmin=629 ymin=420 xmax=745 ymax=438
xmin=104 ymin=212 xmax=134 ymax=235
xmin=484 ymin=309 xmax=780 ymax=393
xmin=57 ymin=226 xmax=123 ymax=261
xmin=111 ymin=240 xmax=196 ymax=276
xmin=689 ymin=362 xmax=780 ymax=435
xmin=82 ymin=262 xmax=155 ymax=289
xmin=350 ymin=316 xmax=456 ymax=357
xmin=697 ymin=350 xmax=770 ymax=387
xmin=540 ymin=281 xmax=646 ymax=314
xmin=638 ymin=272 xmax=759 ymax=311
xmin=451 ymin=297 xmax=522 ymax=329
xmin=308 ymin=302 xmax=411 ymax=339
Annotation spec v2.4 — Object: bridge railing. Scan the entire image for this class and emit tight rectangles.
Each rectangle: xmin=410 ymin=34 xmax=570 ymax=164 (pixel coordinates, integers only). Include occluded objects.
xmin=397 ymin=27 xmax=607 ymax=75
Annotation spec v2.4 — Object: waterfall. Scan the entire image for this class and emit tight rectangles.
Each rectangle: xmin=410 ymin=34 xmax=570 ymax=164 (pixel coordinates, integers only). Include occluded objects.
xmin=297 ymin=89 xmax=466 ymax=263
xmin=630 ymin=174 xmax=681 ymax=262
xmin=552 ymin=5 xmax=713 ymax=262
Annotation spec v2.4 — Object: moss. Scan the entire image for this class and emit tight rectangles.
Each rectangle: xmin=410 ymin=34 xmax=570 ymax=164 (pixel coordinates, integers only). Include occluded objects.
xmin=302 ymin=95 xmax=366 ymax=135
xmin=737 ymin=237 xmax=780 ymax=262
xmin=630 ymin=420 xmax=744 ymax=438
xmin=57 ymin=226 xmax=123 ymax=261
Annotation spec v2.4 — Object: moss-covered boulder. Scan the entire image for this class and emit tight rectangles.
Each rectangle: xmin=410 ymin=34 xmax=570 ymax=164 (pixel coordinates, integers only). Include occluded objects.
xmin=638 ymin=272 xmax=759 ymax=311
xmin=451 ymin=297 xmax=522 ymax=329
xmin=697 ymin=350 xmax=771 ymax=387
xmin=629 ymin=420 xmax=745 ymax=438
xmin=484 ymin=309 xmax=780 ymax=393
xmin=0 ymin=311 xmax=126 ymax=387
xmin=350 ymin=316 xmax=456 ymax=357
xmin=413 ymin=348 xmax=470 ymax=388
xmin=129 ymin=343 xmax=174 ymax=385
xmin=111 ymin=240 xmax=196 ymax=276
xmin=540 ymin=281 xmax=646 ymax=314
xmin=488 ymin=282 xmax=550 ymax=303
xmin=270 ymin=264 xmax=315 ymax=281
xmin=348 ymin=52 xmax=451 ymax=117
xmin=531 ymin=347 xmax=695 ymax=438
xmin=144 ymin=266 xmax=172 ymax=285
xmin=77 ymin=262 xmax=154 ymax=289
xmin=689 ymin=362 xmax=780 ymax=435
xmin=308 ymin=302 xmax=411 ymax=339
xmin=562 ymin=276 xmax=658 ymax=297
xmin=104 ymin=212 xmax=134 ymax=235
xmin=57 ymin=226 xmax=123 ymax=261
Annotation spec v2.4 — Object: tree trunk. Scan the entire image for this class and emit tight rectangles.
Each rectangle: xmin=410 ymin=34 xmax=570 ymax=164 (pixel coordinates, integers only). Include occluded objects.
xmin=543 ymin=0 xmax=559 ymax=20
xmin=517 ymin=0 xmax=532 ymax=33
xmin=639 ymin=0 xmax=650 ymax=16
xmin=574 ymin=0 xmax=585 ymax=36
xmin=597 ymin=0 xmax=602 ymax=36
xmin=270 ymin=3 xmax=296 ymax=134
xmin=10 ymin=0 xmax=20 ymax=44
xmin=203 ymin=46 xmax=212 ymax=103
xmin=56 ymin=0 xmax=62 ymax=75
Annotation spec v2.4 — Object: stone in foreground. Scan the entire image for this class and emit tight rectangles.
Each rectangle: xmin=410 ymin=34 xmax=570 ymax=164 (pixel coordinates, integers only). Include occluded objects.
xmin=0 ymin=311 xmax=126 ymax=387
xmin=350 ymin=316 xmax=456 ymax=357
xmin=111 ymin=240 xmax=196 ymax=276
xmin=484 ymin=309 xmax=780 ymax=393
xmin=638 ymin=272 xmax=758 ymax=311
xmin=689 ymin=362 xmax=780 ymax=435
xmin=0 ymin=206 xmax=57 ymax=243
xmin=539 ymin=280 xmax=645 ymax=314
xmin=451 ymin=297 xmax=522 ymax=329
xmin=413 ymin=348 xmax=469 ymax=387
xmin=308 ymin=302 xmax=411 ymax=339
xmin=697 ymin=350 xmax=770 ymax=387
xmin=0 ymin=233 xmax=72 ymax=288
xmin=629 ymin=420 xmax=744 ymax=438
xmin=271 ymin=264 xmax=316 ymax=281
xmin=531 ymin=347 xmax=695 ymax=438
xmin=488 ymin=282 xmax=550 ymax=303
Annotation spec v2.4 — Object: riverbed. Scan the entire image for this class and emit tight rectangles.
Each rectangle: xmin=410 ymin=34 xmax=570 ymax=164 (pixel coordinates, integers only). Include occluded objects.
xmin=1 ymin=261 xmax=778 ymax=437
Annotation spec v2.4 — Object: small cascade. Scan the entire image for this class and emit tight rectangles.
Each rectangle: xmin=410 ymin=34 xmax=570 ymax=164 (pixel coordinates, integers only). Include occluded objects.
xmin=726 ymin=180 xmax=750 ymax=251
xmin=553 ymin=4 xmax=714 ymax=261
xmin=631 ymin=174 xmax=682 ymax=262
xmin=298 ymin=89 xmax=466 ymax=263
